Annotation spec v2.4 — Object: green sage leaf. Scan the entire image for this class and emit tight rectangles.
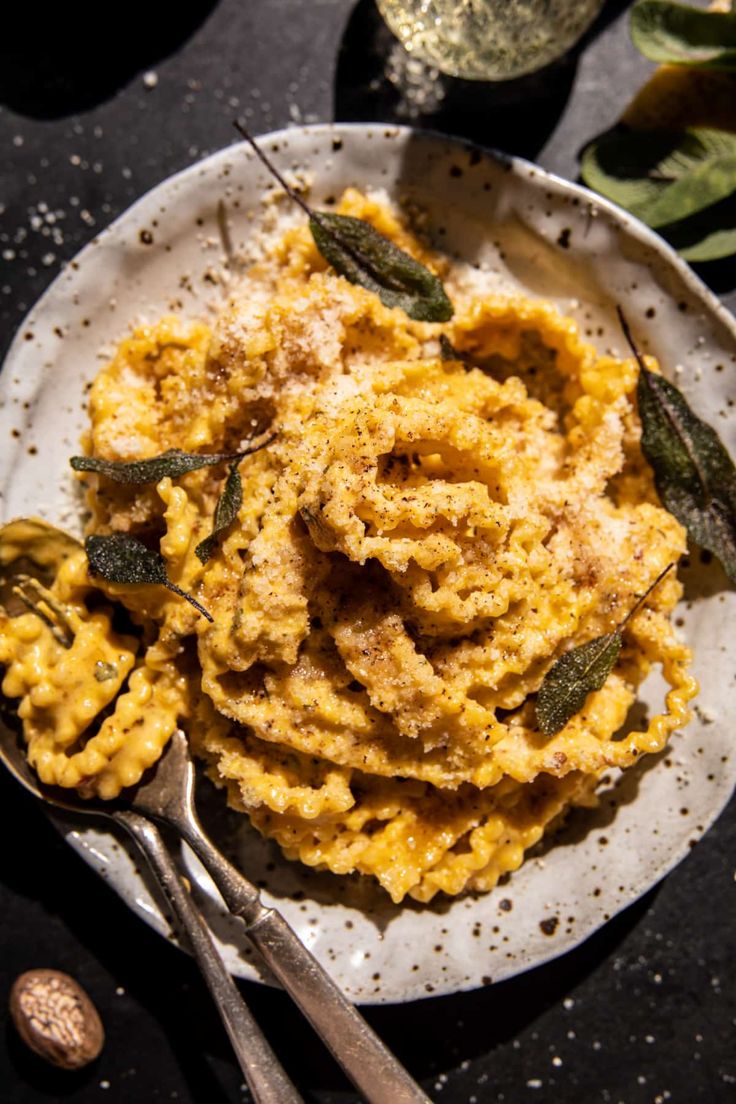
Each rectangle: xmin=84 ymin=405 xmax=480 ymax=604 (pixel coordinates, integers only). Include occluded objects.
xmin=195 ymin=459 xmax=243 ymax=563
xmin=536 ymin=563 xmax=674 ymax=736
xmin=638 ymin=368 xmax=736 ymax=582
xmin=619 ymin=309 xmax=736 ymax=583
xmin=678 ymin=226 xmax=736 ymax=262
xmin=85 ymin=533 xmax=213 ymax=622
xmin=580 ymin=127 xmax=736 ymax=228
xmin=233 ymin=120 xmax=453 ymax=323
xmin=536 ymin=633 xmax=622 ymax=737
xmin=310 ymin=213 xmax=454 ymax=323
xmin=664 ymin=190 xmax=736 ymax=262
xmin=631 ymin=0 xmax=736 ymax=71
xmin=86 ymin=533 xmax=168 ymax=586
xmin=71 ymin=448 xmax=241 ymax=484
xmin=640 ymin=151 xmax=736 ymax=228
xmin=582 ymin=129 xmax=687 ymax=216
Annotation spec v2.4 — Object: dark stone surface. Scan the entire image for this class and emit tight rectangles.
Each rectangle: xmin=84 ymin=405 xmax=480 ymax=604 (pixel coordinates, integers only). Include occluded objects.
xmin=0 ymin=1 xmax=734 ymax=1101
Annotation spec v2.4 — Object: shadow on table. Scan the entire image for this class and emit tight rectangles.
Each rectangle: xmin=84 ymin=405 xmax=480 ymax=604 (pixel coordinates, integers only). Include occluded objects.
xmin=691 ymin=252 xmax=736 ymax=298
xmin=1 ymin=768 xmax=658 ymax=1100
xmin=0 ymin=771 xmax=251 ymax=1102
xmin=0 ymin=2 xmax=219 ymax=119
xmin=333 ymin=0 xmax=631 ymax=160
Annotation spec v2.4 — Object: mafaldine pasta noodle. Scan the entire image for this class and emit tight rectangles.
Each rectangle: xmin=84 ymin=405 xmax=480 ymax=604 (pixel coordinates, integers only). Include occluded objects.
xmin=0 ymin=188 xmax=697 ymax=902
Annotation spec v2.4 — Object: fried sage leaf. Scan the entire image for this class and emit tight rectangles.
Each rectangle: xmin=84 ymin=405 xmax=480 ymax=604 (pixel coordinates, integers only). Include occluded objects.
xmin=70 ymin=448 xmax=242 ymax=484
xmin=630 ymin=1 xmax=736 ymax=71
xmin=537 ymin=633 xmax=622 ymax=737
xmin=233 ymin=120 xmax=453 ymax=323
xmin=195 ymin=459 xmax=242 ymax=563
xmin=619 ymin=308 xmax=736 ymax=584
xmin=85 ymin=533 xmax=213 ymax=622
xmin=641 ymin=151 xmax=736 ymax=230
xmin=536 ymin=563 xmax=674 ymax=736
xmin=309 ymin=213 xmax=454 ymax=323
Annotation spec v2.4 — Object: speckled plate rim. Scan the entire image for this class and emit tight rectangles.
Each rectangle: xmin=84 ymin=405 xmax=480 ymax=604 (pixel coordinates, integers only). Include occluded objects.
xmin=1 ymin=123 xmax=734 ymax=1004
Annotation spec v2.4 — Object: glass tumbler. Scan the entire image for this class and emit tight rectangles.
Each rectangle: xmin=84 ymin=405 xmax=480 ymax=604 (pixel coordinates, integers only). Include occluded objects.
xmin=375 ymin=0 xmax=605 ymax=81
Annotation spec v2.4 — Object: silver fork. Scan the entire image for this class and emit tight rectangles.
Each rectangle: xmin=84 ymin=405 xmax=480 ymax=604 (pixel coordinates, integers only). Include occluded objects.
xmin=0 ymin=725 xmax=430 ymax=1104
xmin=0 ymin=724 xmax=302 ymax=1104
xmin=130 ymin=730 xmax=429 ymax=1104
xmin=0 ymin=525 xmax=428 ymax=1103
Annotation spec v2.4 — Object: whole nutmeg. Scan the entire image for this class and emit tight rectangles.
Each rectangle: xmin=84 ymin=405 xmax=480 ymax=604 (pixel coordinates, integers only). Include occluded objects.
xmin=10 ymin=969 xmax=104 ymax=1070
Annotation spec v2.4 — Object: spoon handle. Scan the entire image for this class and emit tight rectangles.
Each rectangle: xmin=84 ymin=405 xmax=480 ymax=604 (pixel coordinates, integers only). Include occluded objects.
xmin=176 ymin=817 xmax=430 ymax=1104
xmin=114 ymin=810 xmax=303 ymax=1104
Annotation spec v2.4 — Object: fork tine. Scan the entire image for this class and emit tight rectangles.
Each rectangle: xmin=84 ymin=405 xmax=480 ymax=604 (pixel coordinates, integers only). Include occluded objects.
xmin=12 ymin=575 xmax=75 ymax=648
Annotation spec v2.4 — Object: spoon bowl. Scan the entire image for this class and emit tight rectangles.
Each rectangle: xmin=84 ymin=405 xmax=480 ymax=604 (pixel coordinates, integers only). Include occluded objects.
xmin=0 ymin=710 xmax=106 ymax=815
xmin=0 ymin=515 xmax=429 ymax=1102
xmin=0 ymin=700 xmax=311 ymax=1103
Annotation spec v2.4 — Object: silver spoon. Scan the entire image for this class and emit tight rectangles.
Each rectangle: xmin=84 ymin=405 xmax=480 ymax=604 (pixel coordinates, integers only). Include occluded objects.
xmin=0 ymin=722 xmax=303 ymax=1104
xmin=0 ymin=724 xmax=430 ymax=1104
xmin=130 ymin=731 xmax=430 ymax=1104
xmin=0 ymin=520 xmax=428 ymax=1103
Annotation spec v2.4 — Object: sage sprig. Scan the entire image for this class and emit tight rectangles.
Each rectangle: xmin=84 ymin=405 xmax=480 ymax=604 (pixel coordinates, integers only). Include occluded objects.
xmin=71 ymin=437 xmax=271 ymax=485
xmin=85 ymin=533 xmax=213 ymax=622
xmin=71 ymin=448 xmax=239 ymax=484
xmin=195 ymin=459 xmax=242 ymax=563
xmin=233 ymin=121 xmax=453 ymax=323
xmin=618 ymin=307 xmax=736 ymax=583
xmin=536 ymin=563 xmax=674 ymax=736
xmin=631 ymin=1 xmax=736 ymax=71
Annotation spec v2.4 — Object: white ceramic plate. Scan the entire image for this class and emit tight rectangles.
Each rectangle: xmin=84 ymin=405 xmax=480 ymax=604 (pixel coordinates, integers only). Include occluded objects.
xmin=1 ymin=124 xmax=735 ymax=1004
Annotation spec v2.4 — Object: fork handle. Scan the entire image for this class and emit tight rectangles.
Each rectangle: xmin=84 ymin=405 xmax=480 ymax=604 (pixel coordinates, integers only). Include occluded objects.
xmin=246 ymin=908 xmax=430 ymax=1104
xmin=114 ymin=811 xmax=303 ymax=1104
xmin=178 ymin=822 xmax=429 ymax=1104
